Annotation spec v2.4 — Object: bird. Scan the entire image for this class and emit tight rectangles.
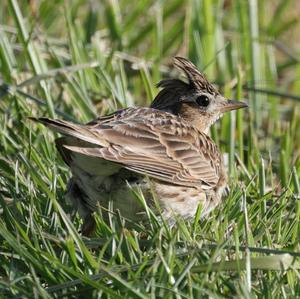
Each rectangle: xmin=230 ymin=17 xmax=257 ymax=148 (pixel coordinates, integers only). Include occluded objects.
xmin=30 ymin=57 xmax=248 ymax=236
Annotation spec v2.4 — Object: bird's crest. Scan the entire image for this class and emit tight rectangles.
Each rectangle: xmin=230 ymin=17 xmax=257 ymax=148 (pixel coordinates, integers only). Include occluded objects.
xmin=150 ymin=57 xmax=218 ymax=112
xmin=173 ymin=57 xmax=218 ymax=94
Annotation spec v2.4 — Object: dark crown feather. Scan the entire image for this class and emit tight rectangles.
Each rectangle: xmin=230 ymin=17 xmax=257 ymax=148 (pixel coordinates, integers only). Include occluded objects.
xmin=150 ymin=57 xmax=218 ymax=113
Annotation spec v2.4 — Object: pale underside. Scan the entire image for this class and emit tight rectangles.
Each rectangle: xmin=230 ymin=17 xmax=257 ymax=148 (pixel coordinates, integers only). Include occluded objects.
xmin=64 ymin=161 xmax=222 ymax=225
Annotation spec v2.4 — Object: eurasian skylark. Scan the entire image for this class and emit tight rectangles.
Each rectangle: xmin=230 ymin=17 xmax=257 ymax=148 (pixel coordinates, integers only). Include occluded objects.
xmin=31 ymin=57 xmax=248 ymax=235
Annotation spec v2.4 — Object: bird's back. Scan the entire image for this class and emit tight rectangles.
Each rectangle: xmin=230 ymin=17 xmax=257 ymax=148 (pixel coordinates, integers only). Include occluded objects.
xmin=41 ymin=107 xmax=222 ymax=189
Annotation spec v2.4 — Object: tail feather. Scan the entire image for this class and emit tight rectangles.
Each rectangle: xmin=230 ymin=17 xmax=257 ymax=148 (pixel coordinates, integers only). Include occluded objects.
xmin=29 ymin=117 xmax=106 ymax=147
xmin=30 ymin=117 xmax=121 ymax=176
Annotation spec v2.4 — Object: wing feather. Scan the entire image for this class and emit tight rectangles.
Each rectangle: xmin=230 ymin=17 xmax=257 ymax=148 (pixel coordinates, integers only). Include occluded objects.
xmin=32 ymin=107 xmax=221 ymax=189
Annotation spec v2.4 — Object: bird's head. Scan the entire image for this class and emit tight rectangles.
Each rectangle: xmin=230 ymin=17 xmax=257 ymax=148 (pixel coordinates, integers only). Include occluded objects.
xmin=151 ymin=56 xmax=248 ymax=133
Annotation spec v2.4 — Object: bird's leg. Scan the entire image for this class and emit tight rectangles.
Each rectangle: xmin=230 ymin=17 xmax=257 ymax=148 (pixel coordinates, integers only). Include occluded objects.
xmin=65 ymin=178 xmax=96 ymax=236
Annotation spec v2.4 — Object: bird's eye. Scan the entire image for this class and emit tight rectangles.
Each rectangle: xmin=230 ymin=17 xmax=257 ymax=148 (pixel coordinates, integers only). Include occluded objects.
xmin=196 ymin=95 xmax=210 ymax=107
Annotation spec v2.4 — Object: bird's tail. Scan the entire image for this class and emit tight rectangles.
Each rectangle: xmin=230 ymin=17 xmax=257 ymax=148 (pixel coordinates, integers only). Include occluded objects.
xmin=29 ymin=117 xmax=106 ymax=147
xmin=29 ymin=117 xmax=121 ymax=176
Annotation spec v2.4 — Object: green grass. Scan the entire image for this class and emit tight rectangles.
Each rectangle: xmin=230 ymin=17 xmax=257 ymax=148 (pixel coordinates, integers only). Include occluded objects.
xmin=1 ymin=0 xmax=300 ymax=298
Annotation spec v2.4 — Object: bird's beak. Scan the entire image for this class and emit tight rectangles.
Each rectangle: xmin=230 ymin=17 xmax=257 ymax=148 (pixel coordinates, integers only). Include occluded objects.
xmin=220 ymin=100 xmax=248 ymax=112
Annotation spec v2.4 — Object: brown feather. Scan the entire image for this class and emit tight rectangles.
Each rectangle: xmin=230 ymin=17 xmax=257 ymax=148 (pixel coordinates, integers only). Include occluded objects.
xmin=37 ymin=107 xmax=221 ymax=189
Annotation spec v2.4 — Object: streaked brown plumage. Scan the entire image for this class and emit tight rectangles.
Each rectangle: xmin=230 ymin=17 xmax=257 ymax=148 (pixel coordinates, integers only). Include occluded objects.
xmin=30 ymin=57 xmax=248 ymax=235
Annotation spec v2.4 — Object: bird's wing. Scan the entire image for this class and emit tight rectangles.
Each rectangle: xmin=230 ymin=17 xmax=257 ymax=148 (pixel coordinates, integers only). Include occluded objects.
xmin=31 ymin=108 xmax=221 ymax=189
